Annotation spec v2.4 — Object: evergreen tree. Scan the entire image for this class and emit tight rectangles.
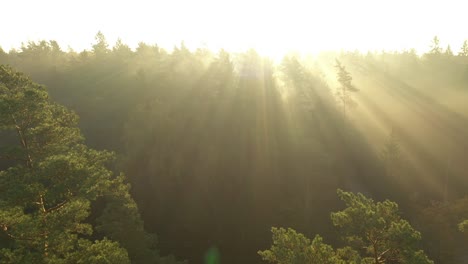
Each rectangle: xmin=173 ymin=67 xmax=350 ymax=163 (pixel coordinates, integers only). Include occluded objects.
xmin=112 ymin=38 xmax=132 ymax=59
xmin=331 ymin=189 xmax=433 ymax=264
xmin=258 ymin=227 xmax=346 ymax=264
xmin=0 ymin=65 xmax=130 ymax=263
xmin=92 ymin=31 xmax=109 ymax=56
xmin=458 ymin=40 xmax=468 ymax=56
xmin=260 ymin=190 xmax=433 ymax=264
xmin=429 ymin=36 xmax=442 ymax=54
xmin=334 ymin=59 xmax=358 ymax=119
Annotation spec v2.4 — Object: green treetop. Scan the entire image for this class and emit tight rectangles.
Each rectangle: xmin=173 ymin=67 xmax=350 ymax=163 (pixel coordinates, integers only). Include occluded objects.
xmin=331 ymin=189 xmax=433 ymax=264
xmin=258 ymin=227 xmax=345 ymax=264
xmin=0 ymin=65 xmax=129 ymax=263
xmin=260 ymin=190 xmax=433 ymax=264
xmin=334 ymin=59 xmax=358 ymax=119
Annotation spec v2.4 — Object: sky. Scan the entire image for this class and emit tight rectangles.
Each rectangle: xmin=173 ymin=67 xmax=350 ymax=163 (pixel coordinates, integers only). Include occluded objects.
xmin=1 ymin=0 xmax=467 ymax=56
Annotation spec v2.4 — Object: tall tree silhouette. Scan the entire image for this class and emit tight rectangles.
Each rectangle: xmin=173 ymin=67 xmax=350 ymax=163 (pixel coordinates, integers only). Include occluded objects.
xmin=334 ymin=59 xmax=358 ymax=119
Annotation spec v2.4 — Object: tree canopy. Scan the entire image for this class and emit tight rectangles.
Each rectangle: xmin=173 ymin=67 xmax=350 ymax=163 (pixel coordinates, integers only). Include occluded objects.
xmin=260 ymin=190 xmax=433 ymax=264
xmin=331 ymin=189 xmax=433 ymax=264
xmin=0 ymin=65 xmax=176 ymax=263
xmin=2 ymin=33 xmax=468 ymax=263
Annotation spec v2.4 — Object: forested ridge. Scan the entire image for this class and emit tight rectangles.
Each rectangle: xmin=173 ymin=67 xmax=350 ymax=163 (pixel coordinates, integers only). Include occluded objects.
xmin=1 ymin=33 xmax=468 ymax=263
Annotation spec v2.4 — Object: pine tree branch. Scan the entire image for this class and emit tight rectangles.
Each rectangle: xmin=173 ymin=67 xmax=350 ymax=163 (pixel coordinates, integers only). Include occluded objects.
xmin=0 ymin=224 xmax=47 ymax=241
xmin=45 ymin=200 xmax=69 ymax=213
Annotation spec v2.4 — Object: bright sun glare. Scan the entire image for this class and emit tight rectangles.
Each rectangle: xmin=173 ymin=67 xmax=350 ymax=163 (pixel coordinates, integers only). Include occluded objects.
xmin=1 ymin=0 xmax=467 ymax=57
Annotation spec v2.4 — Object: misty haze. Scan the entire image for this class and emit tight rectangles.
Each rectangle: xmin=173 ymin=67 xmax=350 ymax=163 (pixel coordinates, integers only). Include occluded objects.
xmin=1 ymin=1 xmax=468 ymax=263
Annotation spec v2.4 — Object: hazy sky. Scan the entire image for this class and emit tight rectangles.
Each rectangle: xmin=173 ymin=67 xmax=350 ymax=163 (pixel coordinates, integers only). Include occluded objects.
xmin=1 ymin=0 xmax=466 ymax=55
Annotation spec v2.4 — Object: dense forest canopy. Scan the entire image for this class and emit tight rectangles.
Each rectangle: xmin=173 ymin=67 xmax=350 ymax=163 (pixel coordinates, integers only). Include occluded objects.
xmin=1 ymin=31 xmax=468 ymax=264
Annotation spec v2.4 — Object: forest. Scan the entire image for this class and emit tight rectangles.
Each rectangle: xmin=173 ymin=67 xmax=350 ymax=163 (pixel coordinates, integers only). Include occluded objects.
xmin=1 ymin=33 xmax=468 ymax=263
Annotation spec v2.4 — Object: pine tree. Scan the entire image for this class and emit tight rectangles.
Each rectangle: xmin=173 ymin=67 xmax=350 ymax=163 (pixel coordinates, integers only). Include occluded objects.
xmin=258 ymin=227 xmax=346 ymax=264
xmin=458 ymin=40 xmax=468 ymax=56
xmin=429 ymin=36 xmax=442 ymax=54
xmin=334 ymin=59 xmax=358 ymax=119
xmin=0 ymin=65 xmax=130 ymax=263
xmin=331 ymin=190 xmax=433 ymax=264
xmin=92 ymin=31 xmax=109 ymax=56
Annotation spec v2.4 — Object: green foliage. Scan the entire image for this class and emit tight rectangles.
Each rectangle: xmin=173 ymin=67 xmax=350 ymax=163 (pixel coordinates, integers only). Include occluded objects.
xmin=335 ymin=246 xmax=362 ymax=264
xmin=61 ymin=238 xmax=130 ymax=264
xmin=4 ymin=35 xmax=468 ymax=263
xmin=95 ymin=177 xmax=162 ymax=263
xmin=331 ymin=189 xmax=433 ymax=264
xmin=258 ymin=227 xmax=345 ymax=264
xmin=0 ymin=65 xmax=130 ymax=262
xmin=260 ymin=191 xmax=434 ymax=264
xmin=459 ymin=220 xmax=468 ymax=232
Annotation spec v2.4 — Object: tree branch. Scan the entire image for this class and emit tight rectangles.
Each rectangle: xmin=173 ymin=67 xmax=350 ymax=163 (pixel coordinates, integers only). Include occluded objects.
xmin=45 ymin=200 xmax=69 ymax=213
xmin=0 ymin=224 xmax=47 ymax=241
